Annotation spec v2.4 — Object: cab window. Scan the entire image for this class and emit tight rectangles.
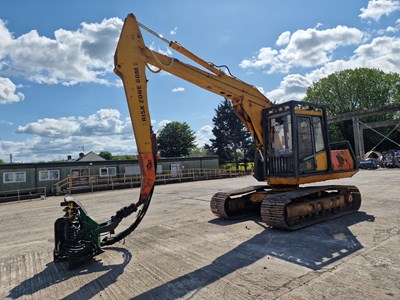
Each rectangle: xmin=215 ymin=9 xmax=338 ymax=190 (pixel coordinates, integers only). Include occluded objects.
xmin=297 ymin=116 xmax=313 ymax=160
xmin=270 ymin=114 xmax=292 ymax=156
xmin=313 ymin=117 xmax=325 ymax=152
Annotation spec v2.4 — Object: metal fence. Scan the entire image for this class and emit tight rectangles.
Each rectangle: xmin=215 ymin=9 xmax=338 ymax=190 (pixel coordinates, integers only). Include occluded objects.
xmin=54 ymin=168 xmax=247 ymax=195
xmin=0 ymin=187 xmax=46 ymax=203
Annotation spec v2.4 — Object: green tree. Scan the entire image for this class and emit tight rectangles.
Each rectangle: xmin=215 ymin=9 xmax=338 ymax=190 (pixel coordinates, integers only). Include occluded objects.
xmin=189 ymin=147 xmax=211 ymax=157
xmin=304 ymin=68 xmax=400 ymax=152
xmin=157 ymin=121 xmax=196 ymax=157
xmin=206 ymin=99 xmax=254 ymax=169
xmin=0 ymin=159 xmax=4 ymax=164
xmin=99 ymin=151 xmax=113 ymax=160
xmin=112 ymin=154 xmax=137 ymax=160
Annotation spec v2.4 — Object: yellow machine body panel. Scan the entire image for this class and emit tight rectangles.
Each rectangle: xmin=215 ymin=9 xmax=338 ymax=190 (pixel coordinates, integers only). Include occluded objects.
xmin=315 ymin=151 xmax=328 ymax=171
xmin=267 ymin=170 xmax=358 ymax=186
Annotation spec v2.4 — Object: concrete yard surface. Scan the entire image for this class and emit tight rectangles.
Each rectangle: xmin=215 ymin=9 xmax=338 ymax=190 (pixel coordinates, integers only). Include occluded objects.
xmin=0 ymin=169 xmax=399 ymax=299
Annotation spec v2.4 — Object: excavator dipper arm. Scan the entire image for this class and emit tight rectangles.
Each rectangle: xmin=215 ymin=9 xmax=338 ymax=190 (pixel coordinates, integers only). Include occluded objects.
xmin=113 ymin=15 xmax=157 ymax=205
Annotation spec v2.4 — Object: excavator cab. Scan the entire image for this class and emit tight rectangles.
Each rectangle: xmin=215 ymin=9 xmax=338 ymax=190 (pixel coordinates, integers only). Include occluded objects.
xmin=213 ymin=100 xmax=361 ymax=229
xmin=262 ymin=101 xmax=357 ymax=187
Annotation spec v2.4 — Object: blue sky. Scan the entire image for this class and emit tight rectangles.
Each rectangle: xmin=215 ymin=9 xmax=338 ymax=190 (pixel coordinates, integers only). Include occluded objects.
xmin=0 ymin=0 xmax=399 ymax=162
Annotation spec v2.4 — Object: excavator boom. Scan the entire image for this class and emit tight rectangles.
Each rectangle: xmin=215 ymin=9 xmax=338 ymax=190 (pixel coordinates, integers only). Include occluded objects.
xmin=115 ymin=14 xmax=271 ymax=151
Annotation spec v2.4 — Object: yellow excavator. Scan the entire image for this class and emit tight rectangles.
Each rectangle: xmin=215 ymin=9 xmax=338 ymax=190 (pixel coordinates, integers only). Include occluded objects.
xmin=53 ymin=14 xmax=361 ymax=268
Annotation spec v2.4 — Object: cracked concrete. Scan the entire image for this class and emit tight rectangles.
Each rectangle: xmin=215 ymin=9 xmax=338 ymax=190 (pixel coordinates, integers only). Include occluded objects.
xmin=0 ymin=169 xmax=399 ymax=299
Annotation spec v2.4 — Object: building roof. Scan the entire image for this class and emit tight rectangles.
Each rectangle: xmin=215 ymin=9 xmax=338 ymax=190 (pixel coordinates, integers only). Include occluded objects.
xmin=75 ymin=151 xmax=106 ymax=162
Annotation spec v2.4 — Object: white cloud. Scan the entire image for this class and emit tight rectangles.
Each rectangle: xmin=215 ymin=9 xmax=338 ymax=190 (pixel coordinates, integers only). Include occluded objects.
xmin=276 ymin=31 xmax=291 ymax=46
xmin=386 ymin=26 xmax=397 ymax=32
xmin=156 ymin=119 xmax=172 ymax=129
xmin=353 ymin=36 xmax=400 ymax=70
xmin=149 ymin=42 xmax=173 ymax=57
xmin=195 ymin=125 xmax=214 ymax=147
xmin=0 ymin=120 xmax=13 ymax=126
xmin=79 ymin=108 xmax=130 ymax=136
xmin=0 ymin=137 xmax=40 ymax=163
xmin=16 ymin=108 xmax=132 ymax=138
xmin=0 ymin=20 xmax=12 ymax=58
xmin=239 ymin=47 xmax=278 ymax=70
xmin=16 ymin=117 xmax=80 ymax=137
xmin=266 ymin=35 xmax=400 ymax=103
xmin=3 ymin=109 xmax=139 ymax=162
xmin=0 ymin=134 xmax=137 ymax=163
xmin=310 ymin=35 xmax=400 ymax=80
xmin=171 ymin=87 xmax=185 ymax=92
xmin=266 ymin=74 xmax=312 ymax=103
xmin=240 ymin=26 xmax=363 ymax=74
xmin=256 ymin=86 xmax=266 ymax=95
xmin=0 ymin=77 xmax=24 ymax=104
xmin=359 ymin=0 xmax=400 ymax=21
xmin=384 ymin=18 xmax=400 ymax=32
xmin=0 ymin=17 xmax=123 ymax=86
xmin=279 ymin=25 xmax=363 ymax=69
xmin=170 ymin=27 xmax=178 ymax=35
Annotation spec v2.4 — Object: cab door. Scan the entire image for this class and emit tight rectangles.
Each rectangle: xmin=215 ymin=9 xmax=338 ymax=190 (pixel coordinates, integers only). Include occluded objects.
xmin=296 ymin=115 xmax=328 ymax=174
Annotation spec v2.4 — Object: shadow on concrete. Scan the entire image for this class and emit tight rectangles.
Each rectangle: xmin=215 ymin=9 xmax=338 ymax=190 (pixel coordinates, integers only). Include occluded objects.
xmin=7 ymin=247 xmax=131 ymax=300
xmin=208 ymin=214 xmax=261 ymax=226
xmin=134 ymin=211 xmax=374 ymax=300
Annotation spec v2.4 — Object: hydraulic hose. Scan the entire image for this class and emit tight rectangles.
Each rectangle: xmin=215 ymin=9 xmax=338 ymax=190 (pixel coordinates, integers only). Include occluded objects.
xmin=100 ymin=187 xmax=154 ymax=246
xmin=100 ymin=158 xmax=157 ymax=246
